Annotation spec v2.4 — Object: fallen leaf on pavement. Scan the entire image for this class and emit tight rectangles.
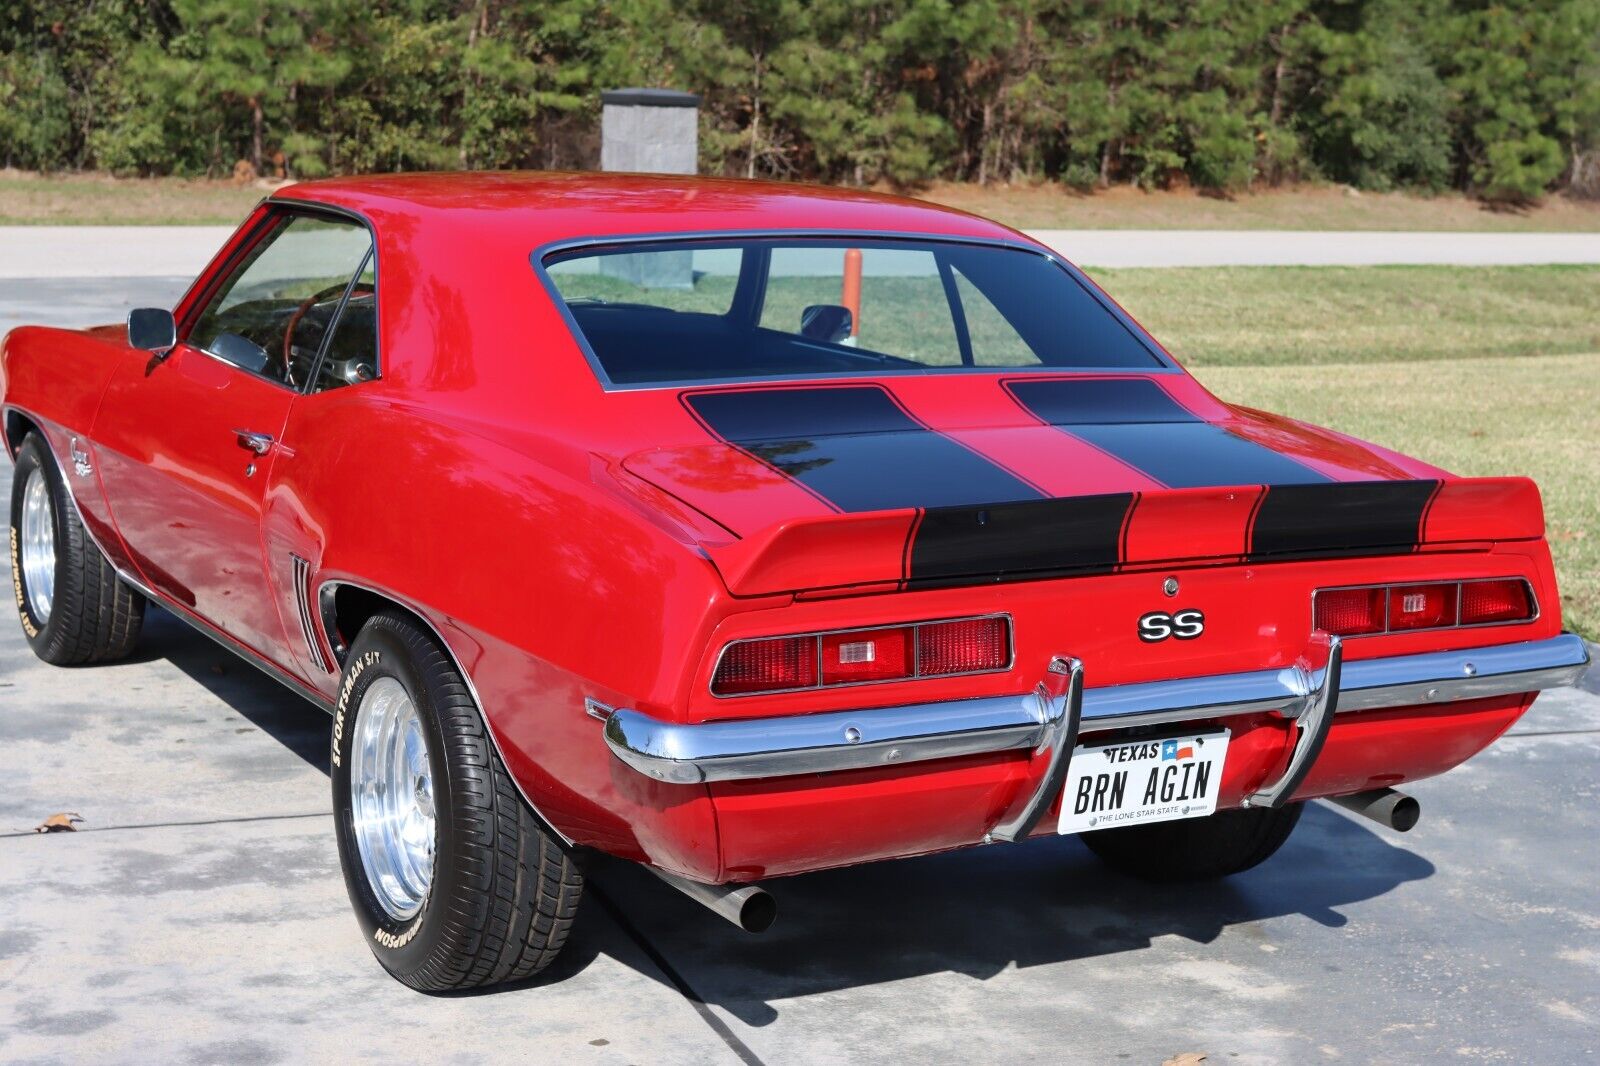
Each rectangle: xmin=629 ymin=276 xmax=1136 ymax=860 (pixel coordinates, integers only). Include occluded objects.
xmin=1163 ymin=1055 xmax=1208 ymax=1066
xmin=35 ymin=812 xmax=84 ymax=833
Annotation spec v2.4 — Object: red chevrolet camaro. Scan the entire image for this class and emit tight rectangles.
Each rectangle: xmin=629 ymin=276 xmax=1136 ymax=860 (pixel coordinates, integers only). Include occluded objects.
xmin=3 ymin=173 xmax=1588 ymax=991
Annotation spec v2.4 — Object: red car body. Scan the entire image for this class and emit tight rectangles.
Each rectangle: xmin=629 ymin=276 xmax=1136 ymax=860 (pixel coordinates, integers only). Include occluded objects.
xmin=2 ymin=173 xmax=1587 ymax=888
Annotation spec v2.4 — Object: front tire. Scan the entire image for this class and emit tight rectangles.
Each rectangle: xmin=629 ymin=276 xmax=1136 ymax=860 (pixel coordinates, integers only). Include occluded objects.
xmin=331 ymin=610 xmax=582 ymax=991
xmin=8 ymin=432 xmax=144 ymax=664
xmin=1080 ymin=802 xmax=1303 ymax=882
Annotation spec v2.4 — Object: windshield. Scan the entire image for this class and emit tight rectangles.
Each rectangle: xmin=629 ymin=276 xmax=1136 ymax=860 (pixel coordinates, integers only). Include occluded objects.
xmin=540 ymin=237 xmax=1164 ymax=387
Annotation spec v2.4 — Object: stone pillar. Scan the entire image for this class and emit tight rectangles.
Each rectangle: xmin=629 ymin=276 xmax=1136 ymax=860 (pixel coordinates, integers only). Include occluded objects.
xmin=600 ymin=88 xmax=700 ymax=175
xmin=599 ymin=89 xmax=702 ymax=289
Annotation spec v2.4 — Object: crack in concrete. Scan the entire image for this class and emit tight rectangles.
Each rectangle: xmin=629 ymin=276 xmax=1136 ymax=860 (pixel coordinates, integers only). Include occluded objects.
xmin=0 ymin=810 xmax=330 ymax=840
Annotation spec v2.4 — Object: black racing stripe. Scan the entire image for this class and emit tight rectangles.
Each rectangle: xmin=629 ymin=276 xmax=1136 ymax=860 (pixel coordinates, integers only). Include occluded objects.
xmin=684 ymin=386 xmax=1043 ymax=513
xmin=1249 ymin=480 xmax=1441 ymax=560
xmin=1006 ymin=378 xmax=1329 ymax=489
xmin=907 ymin=494 xmax=1136 ymax=588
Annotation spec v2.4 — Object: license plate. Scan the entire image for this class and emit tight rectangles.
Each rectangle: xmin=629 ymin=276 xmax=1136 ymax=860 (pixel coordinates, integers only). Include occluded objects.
xmin=1057 ymin=730 xmax=1231 ymax=835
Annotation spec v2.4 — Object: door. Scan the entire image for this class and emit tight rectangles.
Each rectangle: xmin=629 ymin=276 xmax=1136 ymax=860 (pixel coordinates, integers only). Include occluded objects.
xmin=93 ymin=210 xmax=374 ymax=666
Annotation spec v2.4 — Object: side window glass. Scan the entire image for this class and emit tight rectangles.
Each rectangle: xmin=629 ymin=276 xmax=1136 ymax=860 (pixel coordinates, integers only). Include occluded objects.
xmin=952 ymin=266 xmax=1043 ymax=366
xmin=310 ymin=254 xmax=378 ymax=392
xmin=188 ymin=214 xmax=372 ymax=387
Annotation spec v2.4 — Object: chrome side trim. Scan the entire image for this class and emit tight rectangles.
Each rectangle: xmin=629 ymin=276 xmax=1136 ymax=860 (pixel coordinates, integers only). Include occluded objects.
xmin=316 ymin=579 xmax=575 ymax=846
xmin=602 ymin=634 xmax=1589 ymax=785
xmin=290 ymin=554 xmax=333 ymax=673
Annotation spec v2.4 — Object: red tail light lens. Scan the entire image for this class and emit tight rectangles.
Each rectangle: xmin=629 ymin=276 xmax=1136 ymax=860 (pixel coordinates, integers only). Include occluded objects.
xmin=1315 ymin=579 xmax=1535 ymax=636
xmin=713 ymin=616 xmax=1011 ymax=696
xmin=712 ymin=635 xmax=819 ymax=695
xmin=1387 ymin=583 xmax=1457 ymax=631
xmin=821 ymin=628 xmax=913 ymax=685
xmin=1314 ymin=587 xmax=1386 ymax=636
xmin=918 ymin=616 xmax=1010 ymax=675
xmin=1461 ymin=579 xmax=1534 ymax=624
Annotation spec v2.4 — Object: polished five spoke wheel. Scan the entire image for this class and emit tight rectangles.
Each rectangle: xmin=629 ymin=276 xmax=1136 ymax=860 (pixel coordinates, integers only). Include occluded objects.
xmin=18 ymin=466 xmax=56 ymax=623
xmin=349 ymin=676 xmax=436 ymax=922
xmin=331 ymin=610 xmax=582 ymax=991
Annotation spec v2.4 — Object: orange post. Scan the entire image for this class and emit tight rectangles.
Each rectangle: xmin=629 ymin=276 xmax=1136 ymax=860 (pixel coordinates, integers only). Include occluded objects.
xmin=841 ymin=248 xmax=862 ymax=341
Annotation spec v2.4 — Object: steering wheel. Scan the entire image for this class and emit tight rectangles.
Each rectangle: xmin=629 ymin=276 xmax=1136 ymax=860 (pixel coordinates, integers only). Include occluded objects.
xmin=282 ymin=282 xmax=374 ymax=386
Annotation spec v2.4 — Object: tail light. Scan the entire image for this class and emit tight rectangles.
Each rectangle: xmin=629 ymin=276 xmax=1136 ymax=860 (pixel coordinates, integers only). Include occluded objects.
xmin=712 ymin=615 xmax=1011 ymax=696
xmin=918 ymin=616 xmax=1010 ymax=675
xmin=1461 ymin=579 xmax=1534 ymax=624
xmin=1313 ymin=587 xmax=1386 ymax=636
xmin=713 ymin=636 xmax=818 ymax=695
xmin=1315 ymin=578 xmax=1535 ymax=637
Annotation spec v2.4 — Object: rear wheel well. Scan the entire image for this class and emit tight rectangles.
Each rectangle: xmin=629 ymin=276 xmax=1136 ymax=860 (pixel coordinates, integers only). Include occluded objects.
xmin=4 ymin=410 xmax=38 ymax=459
xmin=322 ymin=583 xmax=398 ymax=665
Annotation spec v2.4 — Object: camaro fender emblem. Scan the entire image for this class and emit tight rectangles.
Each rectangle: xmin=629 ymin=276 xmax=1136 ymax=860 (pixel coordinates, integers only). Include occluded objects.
xmin=69 ymin=437 xmax=92 ymax=477
xmin=1138 ymin=608 xmax=1205 ymax=642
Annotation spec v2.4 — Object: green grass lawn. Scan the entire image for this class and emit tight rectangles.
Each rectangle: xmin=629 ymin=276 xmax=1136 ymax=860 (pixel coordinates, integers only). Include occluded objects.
xmin=7 ymin=169 xmax=1600 ymax=231
xmin=1084 ymin=264 xmax=1600 ymax=639
xmin=923 ymin=180 xmax=1600 ymax=232
xmin=1088 ymin=264 xmax=1600 ymax=366
xmin=1189 ymin=353 xmax=1599 ymax=640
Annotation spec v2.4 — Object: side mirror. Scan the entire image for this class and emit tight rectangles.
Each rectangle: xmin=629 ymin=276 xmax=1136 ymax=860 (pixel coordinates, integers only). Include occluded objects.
xmin=800 ymin=304 xmax=853 ymax=345
xmin=127 ymin=308 xmax=177 ymax=352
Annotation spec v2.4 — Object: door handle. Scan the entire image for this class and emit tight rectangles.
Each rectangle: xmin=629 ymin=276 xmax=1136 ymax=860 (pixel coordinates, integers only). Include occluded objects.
xmin=234 ymin=429 xmax=275 ymax=456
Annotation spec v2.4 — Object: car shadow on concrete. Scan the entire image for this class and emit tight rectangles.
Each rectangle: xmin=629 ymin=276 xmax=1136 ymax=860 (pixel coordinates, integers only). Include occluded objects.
xmin=584 ymin=805 xmax=1435 ymax=1026
xmin=143 ymin=604 xmax=1436 ymax=1016
xmin=143 ymin=607 xmax=333 ymax=773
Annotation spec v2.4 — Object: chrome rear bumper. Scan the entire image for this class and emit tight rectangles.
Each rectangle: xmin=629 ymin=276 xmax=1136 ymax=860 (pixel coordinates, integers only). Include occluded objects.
xmin=603 ymin=633 xmax=1590 ymax=791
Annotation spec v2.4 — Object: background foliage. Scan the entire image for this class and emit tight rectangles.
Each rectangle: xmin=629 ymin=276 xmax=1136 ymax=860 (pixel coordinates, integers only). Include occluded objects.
xmin=2 ymin=0 xmax=1597 ymax=202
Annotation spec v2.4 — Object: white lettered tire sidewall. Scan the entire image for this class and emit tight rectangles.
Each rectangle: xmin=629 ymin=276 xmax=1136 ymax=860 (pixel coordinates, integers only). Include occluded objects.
xmin=330 ymin=622 xmax=455 ymax=976
xmin=9 ymin=436 xmax=61 ymax=648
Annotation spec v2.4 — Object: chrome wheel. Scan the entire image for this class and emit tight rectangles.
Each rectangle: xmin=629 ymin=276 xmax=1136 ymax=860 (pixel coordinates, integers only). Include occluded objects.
xmin=350 ymin=677 xmax=436 ymax=921
xmin=19 ymin=466 xmax=56 ymax=623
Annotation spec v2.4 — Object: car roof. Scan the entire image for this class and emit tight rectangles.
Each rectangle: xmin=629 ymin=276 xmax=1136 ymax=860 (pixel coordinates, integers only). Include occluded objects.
xmin=269 ymin=171 xmax=1027 ymax=248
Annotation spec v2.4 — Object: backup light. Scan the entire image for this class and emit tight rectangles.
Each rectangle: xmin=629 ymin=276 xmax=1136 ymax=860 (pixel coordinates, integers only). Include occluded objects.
xmin=713 ymin=616 xmax=1011 ymax=696
xmin=1314 ymin=579 xmax=1535 ymax=637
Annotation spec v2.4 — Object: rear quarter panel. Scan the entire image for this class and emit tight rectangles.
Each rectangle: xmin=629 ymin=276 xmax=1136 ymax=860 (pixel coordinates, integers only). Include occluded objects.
xmin=268 ymin=387 xmax=754 ymax=878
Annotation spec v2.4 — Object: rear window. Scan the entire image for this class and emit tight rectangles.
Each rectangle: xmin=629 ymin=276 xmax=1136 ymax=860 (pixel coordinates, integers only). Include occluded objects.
xmin=540 ymin=237 xmax=1163 ymax=387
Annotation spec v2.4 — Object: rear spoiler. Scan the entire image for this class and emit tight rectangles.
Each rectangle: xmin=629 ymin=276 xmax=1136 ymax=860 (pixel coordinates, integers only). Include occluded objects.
xmin=706 ymin=477 xmax=1545 ymax=597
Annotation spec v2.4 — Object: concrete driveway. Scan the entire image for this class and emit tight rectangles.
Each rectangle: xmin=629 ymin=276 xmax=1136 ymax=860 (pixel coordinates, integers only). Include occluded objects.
xmin=2 ymin=466 xmax=1598 ymax=1065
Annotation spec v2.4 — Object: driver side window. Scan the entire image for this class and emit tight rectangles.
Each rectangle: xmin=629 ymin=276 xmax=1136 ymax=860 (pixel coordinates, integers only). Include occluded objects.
xmin=188 ymin=213 xmax=373 ymax=388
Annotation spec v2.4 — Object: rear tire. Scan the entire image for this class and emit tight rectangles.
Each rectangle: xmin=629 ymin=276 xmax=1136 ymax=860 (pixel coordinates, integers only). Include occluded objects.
xmin=8 ymin=432 xmax=144 ymax=665
xmin=331 ymin=610 xmax=582 ymax=991
xmin=1080 ymin=802 xmax=1303 ymax=882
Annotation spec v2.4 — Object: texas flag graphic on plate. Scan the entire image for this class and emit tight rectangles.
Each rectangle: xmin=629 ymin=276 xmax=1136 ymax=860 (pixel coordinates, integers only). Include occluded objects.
xmin=1161 ymin=739 xmax=1196 ymax=761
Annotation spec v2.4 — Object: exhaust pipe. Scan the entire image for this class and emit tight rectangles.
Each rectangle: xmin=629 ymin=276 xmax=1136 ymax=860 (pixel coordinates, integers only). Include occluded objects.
xmin=1329 ymin=788 xmax=1420 ymax=832
xmin=650 ymin=867 xmax=777 ymax=933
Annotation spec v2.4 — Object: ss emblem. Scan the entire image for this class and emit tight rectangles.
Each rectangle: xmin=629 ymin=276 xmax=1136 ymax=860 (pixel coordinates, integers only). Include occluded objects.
xmin=1138 ymin=608 xmax=1205 ymax=642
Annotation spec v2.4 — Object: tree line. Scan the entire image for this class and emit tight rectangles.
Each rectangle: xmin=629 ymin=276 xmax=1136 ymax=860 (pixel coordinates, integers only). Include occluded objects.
xmin=3 ymin=0 xmax=1597 ymax=203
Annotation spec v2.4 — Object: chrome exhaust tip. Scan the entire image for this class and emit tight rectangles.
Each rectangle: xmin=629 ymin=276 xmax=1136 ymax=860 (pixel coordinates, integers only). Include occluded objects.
xmin=650 ymin=867 xmax=777 ymax=933
xmin=1329 ymin=787 xmax=1420 ymax=832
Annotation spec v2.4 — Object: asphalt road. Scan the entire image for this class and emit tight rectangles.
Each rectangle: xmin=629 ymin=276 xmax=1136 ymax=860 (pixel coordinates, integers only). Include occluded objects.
xmin=2 ymin=282 xmax=1598 ymax=1065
